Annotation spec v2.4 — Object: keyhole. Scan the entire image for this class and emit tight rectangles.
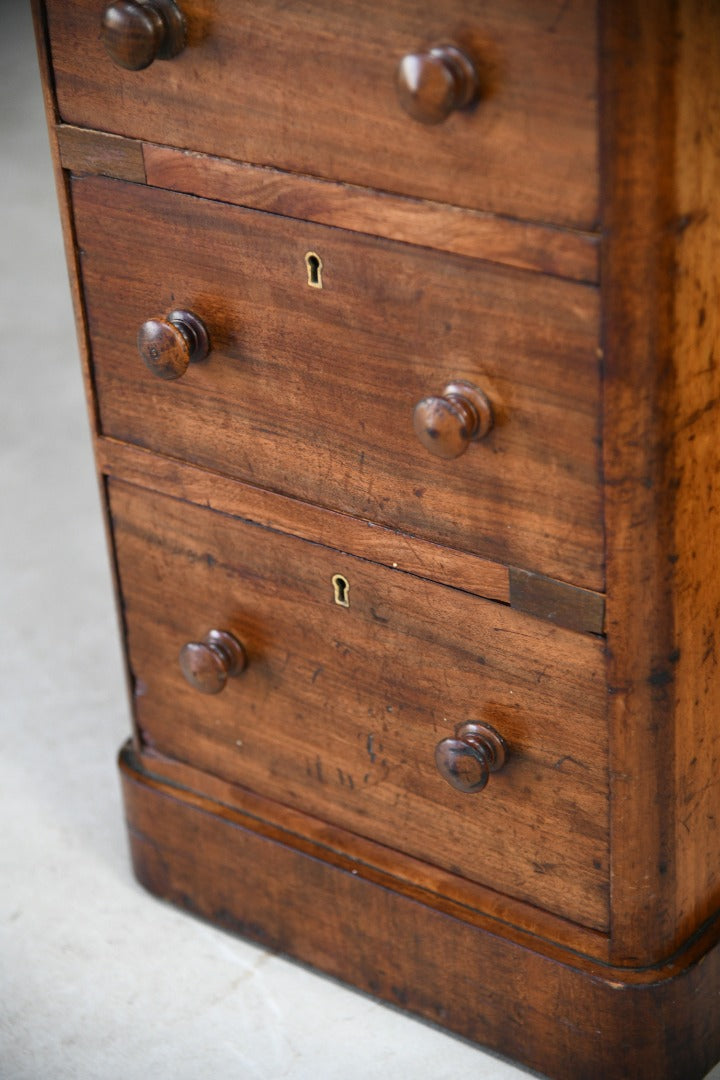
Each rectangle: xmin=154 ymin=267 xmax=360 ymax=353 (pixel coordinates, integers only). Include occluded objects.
xmin=305 ymin=251 xmax=323 ymax=289
xmin=332 ymin=573 xmax=350 ymax=607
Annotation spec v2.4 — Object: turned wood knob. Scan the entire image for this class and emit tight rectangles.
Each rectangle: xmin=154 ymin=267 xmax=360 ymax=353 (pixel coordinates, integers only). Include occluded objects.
xmin=413 ymin=381 xmax=492 ymax=459
xmin=137 ymin=309 xmax=210 ymax=380
xmin=179 ymin=630 xmax=247 ymax=695
xmin=396 ymin=44 xmax=480 ymax=125
xmin=101 ymin=0 xmax=186 ymax=71
xmin=435 ymin=721 xmax=507 ymax=794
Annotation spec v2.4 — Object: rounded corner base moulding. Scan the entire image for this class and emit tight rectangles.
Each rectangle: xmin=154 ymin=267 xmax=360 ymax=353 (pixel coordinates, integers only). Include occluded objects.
xmin=118 ymin=742 xmax=720 ymax=1080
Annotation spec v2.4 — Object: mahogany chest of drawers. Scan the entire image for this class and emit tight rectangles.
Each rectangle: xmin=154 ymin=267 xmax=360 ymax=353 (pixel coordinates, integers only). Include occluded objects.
xmin=33 ymin=2 xmax=720 ymax=1076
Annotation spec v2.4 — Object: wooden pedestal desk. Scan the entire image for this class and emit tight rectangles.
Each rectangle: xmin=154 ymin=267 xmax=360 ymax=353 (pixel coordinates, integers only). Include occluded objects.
xmin=33 ymin=1 xmax=720 ymax=1076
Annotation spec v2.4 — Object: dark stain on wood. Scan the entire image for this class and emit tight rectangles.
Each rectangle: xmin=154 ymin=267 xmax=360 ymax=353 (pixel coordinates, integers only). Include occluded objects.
xmin=509 ymin=567 xmax=605 ymax=635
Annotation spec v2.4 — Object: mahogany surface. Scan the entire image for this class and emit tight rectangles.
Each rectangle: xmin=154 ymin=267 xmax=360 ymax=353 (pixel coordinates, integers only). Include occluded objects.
xmin=32 ymin=0 xmax=720 ymax=1075
xmin=121 ymin=744 xmax=720 ymax=1080
xmin=44 ymin=0 xmax=598 ymax=227
xmin=109 ymin=477 xmax=608 ymax=928
xmin=601 ymin=0 xmax=720 ymax=966
xmin=73 ymin=174 xmax=603 ymax=589
xmin=55 ymin=126 xmax=602 ymax=283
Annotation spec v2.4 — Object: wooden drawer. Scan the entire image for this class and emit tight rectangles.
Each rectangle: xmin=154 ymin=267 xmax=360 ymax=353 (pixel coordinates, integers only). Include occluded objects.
xmin=75 ymin=175 xmax=603 ymax=590
xmin=109 ymin=478 xmax=609 ymax=929
xmin=46 ymin=0 xmax=598 ymax=229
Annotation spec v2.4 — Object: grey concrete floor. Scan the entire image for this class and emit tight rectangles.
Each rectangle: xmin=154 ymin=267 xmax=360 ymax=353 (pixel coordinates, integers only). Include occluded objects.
xmin=1 ymin=5 xmax=718 ymax=1080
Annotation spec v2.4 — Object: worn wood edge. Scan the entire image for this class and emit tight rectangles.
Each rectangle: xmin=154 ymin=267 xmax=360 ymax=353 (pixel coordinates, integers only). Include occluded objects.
xmin=669 ymin=0 xmax=720 ymax=963
xmin=57 ymin=124 xmax=146 ymax=183
xmin=509 ymin=568 xmax=605 ymax=636
xmin=51 ymin=123 xmax=598 ymax=283
xmin=96 ymin=435 xmax=511 ymax=605
xmin=120 ymin=743 xmax=720 ymax=1080
xmin=133 ymin=743 xmax=611 ymax=964
xmin=600 ymin=0 xmax=720 ymax=965
xmin=127 ymin=744 xmax=720 ymax=986
xmin=142 ymin=142 xmax=599 ymax=283
xmin=98 ymin=438 xmax=607 ymax=631
xmin=664 ymin=0 xmax=720 ymax=976
xmin=600 ymin=0 xmax=677 ymax=966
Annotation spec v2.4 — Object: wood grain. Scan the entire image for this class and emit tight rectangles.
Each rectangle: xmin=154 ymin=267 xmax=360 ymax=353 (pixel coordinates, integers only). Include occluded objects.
xmin=57 ymin=124 xmax=146 ymax=182
xmin=667 ymin=0 xmax=720 ymax=959
xmin=45 ymin=0 xmax=598 ymax=229
xmin=95 ymin=436 xmax=512 ymax=604
xmin=34 ymin=0 xmax=720 ymax=1072
xmin=96 ymin=438 xmax=610 ymax=633
xmin=121 ymin=745 xmax=720 ymax=1080
xmin=74 ymin=174 xmax=604 ymax=589
xmin=135 ymin=743 xmax=612 ymax=960
xmin=53 ymin=125 xmax=600 ymax=284
xmin=109 ymin=478 xmax=609 ymax=929
xmin=601 ymin=0 xmax=678 ymax=966
xmin=602 ymin=0 xmax=720 ymax=966
xmin=142 ymin=141 xmax=600 ymax=284
xmin=509 ymin=568 xmax=605 ymax=636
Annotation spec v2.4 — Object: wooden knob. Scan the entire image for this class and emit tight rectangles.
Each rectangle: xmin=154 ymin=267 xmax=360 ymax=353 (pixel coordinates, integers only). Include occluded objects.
xmin=137 ymin=309 xmax=210 ymax=380
xmin=396 ymin=44 xmax=480 ymax=125
xmin=435 ymin=722 xmax=507 ymax=794
xmin=413 ymin=381 xmax=492 ymax=459
xmin=179 ymin=630 xmax=247 ymax=695
xmin=101 ymin=0 xmax=186 ymax=71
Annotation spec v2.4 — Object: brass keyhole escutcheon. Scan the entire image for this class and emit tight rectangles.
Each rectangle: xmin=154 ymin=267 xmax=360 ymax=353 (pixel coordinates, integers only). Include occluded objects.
xmin=305 ymin=251 xmax=323 ymax=289
xmin=332 ymin=574 xmax=350 ymax=607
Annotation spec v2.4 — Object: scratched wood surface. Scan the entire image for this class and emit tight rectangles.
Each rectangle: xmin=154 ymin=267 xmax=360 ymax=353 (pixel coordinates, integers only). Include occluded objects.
xmin=122 ymin=747 xmax=720 ymax=1080
xmin=56 ymin=124 xmax=147 ymax=182
xmin=136 ymin=746 xmax=612 ymax=959
xmin=669 ymin=0 xmax=720 ymax=955
xmin=54 ymin=126 xmax=600 ymax=284
xmin=45 ymin=0 xmax=598 ymax=229
xmin=602 ymin=0 xmax=720 ymax=966
xmin=96 ymin=436 xmax=513 ymax=605
xmin=109 ymin=478 xmax=609 ymax=929
xmin=30 ymin=0 xmax=720 ymax=1072
xmin=141 ymin=142 xmax=600 ymax=284
xmin=74 ymin=174 xmax=603 ymax=590
xmin=95 ymin=435 xmax=605 ymax=633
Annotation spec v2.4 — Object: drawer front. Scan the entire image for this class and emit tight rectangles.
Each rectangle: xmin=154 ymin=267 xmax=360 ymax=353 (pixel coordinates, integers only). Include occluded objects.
xmin=110 ymin=479 xmax=609 ymax=929
xmin=47 ymin=0 xmax=598 ymax=229
xmin=75 ymin=176 xmax=603 ymax=590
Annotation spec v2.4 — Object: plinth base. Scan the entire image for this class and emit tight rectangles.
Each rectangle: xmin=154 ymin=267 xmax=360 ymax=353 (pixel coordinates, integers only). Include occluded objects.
xmin=119 ymin=743 xmax=720 ymax=1080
